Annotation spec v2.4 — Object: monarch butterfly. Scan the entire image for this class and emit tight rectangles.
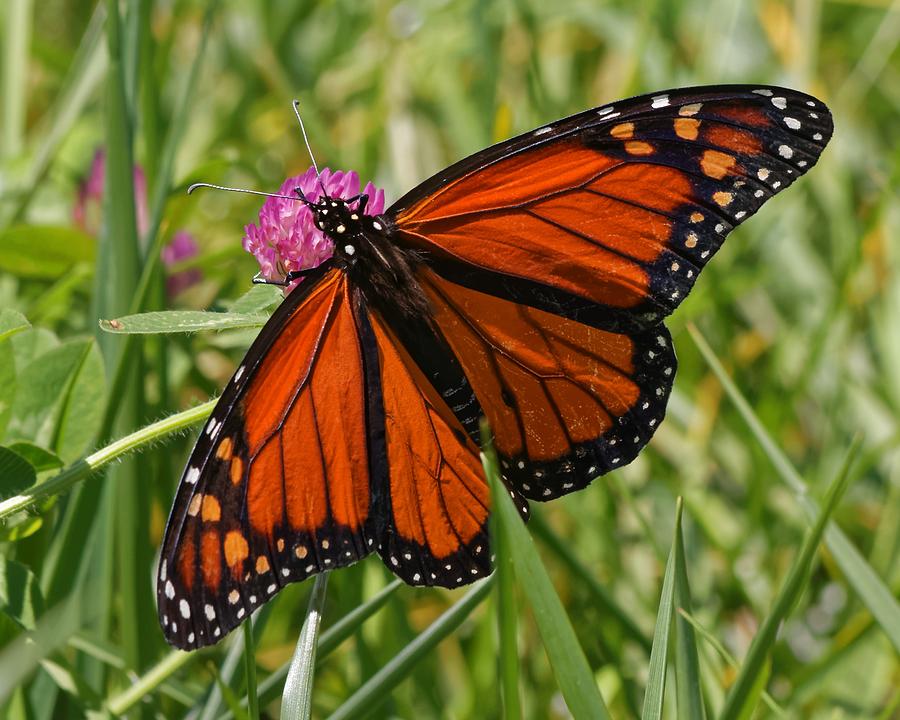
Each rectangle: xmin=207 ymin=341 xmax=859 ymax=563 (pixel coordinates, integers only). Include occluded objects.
xmin=158 ymin=85 xmax=832 ymax=649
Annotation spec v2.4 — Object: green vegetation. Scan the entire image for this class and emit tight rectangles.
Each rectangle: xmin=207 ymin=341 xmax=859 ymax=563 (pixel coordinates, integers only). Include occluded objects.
xmin=1 ymin=1 xmax=898 ymax=717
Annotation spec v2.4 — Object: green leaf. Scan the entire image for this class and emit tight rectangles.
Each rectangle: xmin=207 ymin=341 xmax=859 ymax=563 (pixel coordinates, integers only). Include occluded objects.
xmin=6 ymin=442 xmax=63 ymax=473
xmin=641 ymin=498 xmax=680 ymax=720
xmin=482 ymin=422 xmax=612 ymax=720
xmin=327 ymin=578 xmax=494 ymax=720
xmin=99 ymin=310 xmax=268 ymax=334
xmin=0 ymin=446 xmax=37 ymax=501
xmin=0 ymin=310 xmax=30 ymax=342
xmin=9 ymin=338 xmax=105 ymax=464
xmin=673 ymin=508 xmax=705 ymax=720
xmin=0 ymin=559 xmax=44 ymax=630
xmin=225 ymin=284 xmax=282 ymax=315
xmin=719 ymin=439 xmax=860 ymax=720
xmin=282 ymin=573 xmax=329 ymax=720
xmin=0 ymin=227 xmax=95 ymax=279
xmin=689 ymin=324 xmax=900 ymax=655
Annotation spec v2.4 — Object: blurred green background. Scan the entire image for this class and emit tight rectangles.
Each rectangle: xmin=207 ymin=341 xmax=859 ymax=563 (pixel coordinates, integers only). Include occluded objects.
xmin=1 ymin=0 xmax=898 ymax=718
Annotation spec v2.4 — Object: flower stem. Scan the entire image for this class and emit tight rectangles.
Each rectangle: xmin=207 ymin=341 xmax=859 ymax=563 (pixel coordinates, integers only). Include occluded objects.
xmin=0 ymin=399 xmax=216 ymax=522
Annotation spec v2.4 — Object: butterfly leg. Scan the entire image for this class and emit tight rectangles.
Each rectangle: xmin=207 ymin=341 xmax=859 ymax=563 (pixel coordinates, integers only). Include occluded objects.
xmin=252 ymin=259 xmax=335 ymax=286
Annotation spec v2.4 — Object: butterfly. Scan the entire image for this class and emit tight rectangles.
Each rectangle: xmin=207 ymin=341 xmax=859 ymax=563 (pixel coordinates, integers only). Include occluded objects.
xmin=157 ymin=85 xmax=832 ymax=649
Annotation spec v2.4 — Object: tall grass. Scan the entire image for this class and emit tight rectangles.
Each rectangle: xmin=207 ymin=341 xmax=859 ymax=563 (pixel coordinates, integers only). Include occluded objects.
xmin=1 ymin=1 xmax=898 ymax=718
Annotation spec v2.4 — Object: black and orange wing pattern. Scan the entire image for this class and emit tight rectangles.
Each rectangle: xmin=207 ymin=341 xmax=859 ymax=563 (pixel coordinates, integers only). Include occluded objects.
xmin=361 ymin=309 xmax=526 ymax=586
xmin=386 ymin=85 xmax=832 ymax=498
xmin=390 ymin=85 xmax=832 ymax=331
xmin=157 ymin=265 xmax=381 ymax=649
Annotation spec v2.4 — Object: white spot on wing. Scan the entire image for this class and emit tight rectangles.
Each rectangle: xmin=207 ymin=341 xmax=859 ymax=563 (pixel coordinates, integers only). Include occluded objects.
xmin=234 ymin=365 xmax=245 ymax=382
xmin=772 ymin=97 xmax=787 ymax=109
xmin=534 ymin=126 xmax=553 ymax=136
xmin=753 ymin=88 xmax=773 ymax=96
xmin=784 ymin=117 xmax=801 ymax=130
xmin=651 ymin=94 xmax=669 ymax=108
xmin=165 ymin=580 xmax=175 ymax=599
xmin=179 ymin=599 xmax=191 ymax=619
xmin=185 ymin=467 xmax=200 ymax=485
xmin=778 ymin=144 xmax=793 ymax=159
xmin=205 ymin=604 xmax=216 ymax=620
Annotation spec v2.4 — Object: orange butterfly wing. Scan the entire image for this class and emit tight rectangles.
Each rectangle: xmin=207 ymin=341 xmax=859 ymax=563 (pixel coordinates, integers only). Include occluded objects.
xmin=158 ymin=266 xmax=377 ymax=649
xmin=360 ymin=310 xmax=524 ymax=585
xmin=389 ymin=85 xmax=832 ymax=332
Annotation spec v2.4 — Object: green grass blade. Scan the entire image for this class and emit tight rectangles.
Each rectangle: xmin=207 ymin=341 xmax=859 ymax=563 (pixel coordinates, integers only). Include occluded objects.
xmin=281 ymin=573 xmax=329 ymax=720
xmin=482 ymin=421 xmax=612 ymax=720
xmin=105 ymin=649 xmax=198 ymax=716
xmin=677 ymin=610 xmax=787 ymax=718
xmin=220 ymin=580 xmax=404 ymax=720
xmin=327 ymin=578 xmax=494 ymax=720
xmin=719 ymin=439 xmax=861 ymax=720
xmin=529 ymin=513 xmax=652 ymax=652
xmin=1 ymin=0 xmax=32 ymax=161
xmin=243 ymin=620 xmax=260 ymax=720
xmin=688 ymin=324 xmax=900 ymax=654
xmin=641 ymin=498 xmax=681 ymax=720
xmin=485 ymin=442 xmax=521 ymax=720
xmin=6 ymin=4 xmax=107 ymax=224
xmin=673 ymin=507 xmax=705 ymax=720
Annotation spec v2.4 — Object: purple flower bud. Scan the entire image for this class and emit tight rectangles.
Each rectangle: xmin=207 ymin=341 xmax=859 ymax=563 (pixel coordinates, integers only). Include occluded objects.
xmin=242 ymin=167 xmax=385 ymax=293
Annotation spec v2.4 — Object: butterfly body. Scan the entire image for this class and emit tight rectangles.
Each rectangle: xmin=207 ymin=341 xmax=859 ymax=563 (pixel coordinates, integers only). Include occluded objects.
xmin=159 ymin=85 xmax=833 ymax=649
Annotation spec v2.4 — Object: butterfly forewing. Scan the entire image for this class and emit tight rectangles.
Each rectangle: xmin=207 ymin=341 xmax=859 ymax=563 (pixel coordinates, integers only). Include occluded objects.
xmin=388 ymin=85 xmax=833 ymax=332
xmin=158 ymin=267 xmax=377 ymax=650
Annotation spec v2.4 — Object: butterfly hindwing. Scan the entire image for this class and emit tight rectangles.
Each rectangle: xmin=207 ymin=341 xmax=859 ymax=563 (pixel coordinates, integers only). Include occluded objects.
xmin=388 ymin=85 xmax=833 ymax=333
xmin=359 ymin=307 xmax=529 ymax=586
xmin=414 ymin=267 xmax=676 ymax=499
xmin=158 ymin=266 xmax=377 ymax=650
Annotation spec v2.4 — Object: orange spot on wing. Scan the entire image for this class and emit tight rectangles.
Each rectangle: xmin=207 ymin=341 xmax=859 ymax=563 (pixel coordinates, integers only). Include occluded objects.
xmin=713 ymin=191 xmax=734 ymax=207
xmin=255 ymin=555 xmax=270 ymax=574
xmin=201 ymin=495 xmax=221 ymax=522
xmin=701 ymin=150 xmax=737 ymax=179
xmin=216 ymin=437 xmax=233 ymax=460
xmin=223 ymin=530 xmax=249 ymax=574
xmin=229 ymin=456 xmax=243 ymax=485
xmin=625 ymin=141 xmax=654 ymax=156
xmin=610 ymin=122 xmax=634 ymax=138
xmin=674 ymin=117 xmax=700 ymax=140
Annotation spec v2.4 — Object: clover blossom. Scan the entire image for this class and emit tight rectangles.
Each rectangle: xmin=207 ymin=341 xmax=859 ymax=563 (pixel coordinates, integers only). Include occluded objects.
xmin=242 ymin=167 xmax=385 ymax=292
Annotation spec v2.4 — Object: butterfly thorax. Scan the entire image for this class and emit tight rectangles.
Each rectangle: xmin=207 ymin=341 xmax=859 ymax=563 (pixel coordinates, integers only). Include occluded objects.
xmin=309 ymin=195 xmax=431 ymax=318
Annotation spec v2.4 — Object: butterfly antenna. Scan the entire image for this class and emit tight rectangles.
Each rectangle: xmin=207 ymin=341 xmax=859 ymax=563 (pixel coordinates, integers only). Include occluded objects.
xmin=292 ymin=100 xmax=319 ymax=176
xmin=186 ymin=182 xmax=300 ymax=202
